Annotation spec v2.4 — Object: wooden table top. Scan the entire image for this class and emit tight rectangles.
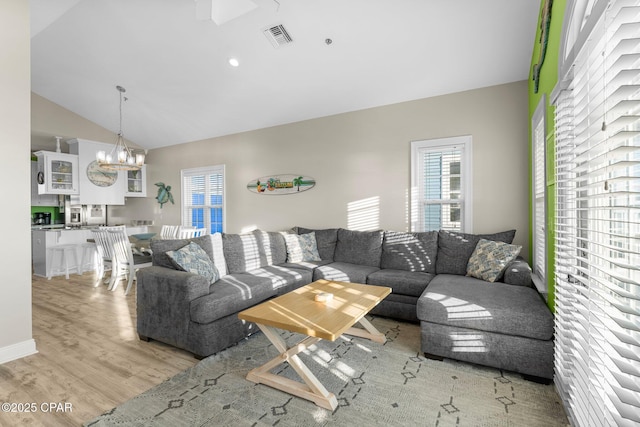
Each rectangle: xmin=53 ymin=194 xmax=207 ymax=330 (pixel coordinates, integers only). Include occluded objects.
xmin=238 ymin=280 xmax=391 ymax=341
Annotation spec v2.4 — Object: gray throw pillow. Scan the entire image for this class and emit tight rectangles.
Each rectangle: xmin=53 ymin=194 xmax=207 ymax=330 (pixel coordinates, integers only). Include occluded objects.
xmin=151 ymin=235 xmax=214 ymax=269
xmin=466 ymin=239 xmax=522 ymax=282
xmin=166 ymin=242 xmax=219 ymax=284
xmin=436 ymin=229 xmax=516 ymax=275
xmin=284 ymin=232 xmax=321 ymax=262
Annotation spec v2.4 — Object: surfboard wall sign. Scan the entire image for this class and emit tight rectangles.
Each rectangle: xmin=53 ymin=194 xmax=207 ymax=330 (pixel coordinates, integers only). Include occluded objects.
xmin=247 ymin=174 xmax=316 ymax=195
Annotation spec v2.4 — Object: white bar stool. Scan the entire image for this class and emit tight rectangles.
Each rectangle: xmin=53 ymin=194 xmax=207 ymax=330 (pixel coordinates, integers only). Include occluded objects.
xmin=79 ymin=242 xmax=98 ymax=274
xmin=47 ymin=244 xmax=80 ymax=280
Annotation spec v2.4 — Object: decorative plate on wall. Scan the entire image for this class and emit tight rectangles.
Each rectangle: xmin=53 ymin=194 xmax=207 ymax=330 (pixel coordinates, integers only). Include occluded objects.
xmin=247 ymin=174 xmax=315 ymax=195
xmin=86 ymin=160 xmax=118 ymax=187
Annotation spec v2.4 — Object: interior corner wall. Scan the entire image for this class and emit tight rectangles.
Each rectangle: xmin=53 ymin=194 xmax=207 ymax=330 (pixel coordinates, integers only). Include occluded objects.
xmin=0 ymin=0 xmax=37 ymax=363
xmin=137 ymin=81 xmax=531 ymax=258
xmin=528 ymin=0 xmax=566 ymax=311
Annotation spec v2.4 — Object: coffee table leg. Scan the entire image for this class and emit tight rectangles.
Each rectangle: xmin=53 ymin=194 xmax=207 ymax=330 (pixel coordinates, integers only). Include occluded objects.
xmin=345 ymin=316 xmax=387 ymax=344
xmin=246 ymin=323 xmax=339 ymax=411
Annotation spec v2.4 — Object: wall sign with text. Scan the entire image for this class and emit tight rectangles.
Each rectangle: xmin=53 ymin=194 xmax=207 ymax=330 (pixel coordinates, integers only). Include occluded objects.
xmin=247 ymin=174 xmax=315 ymax=195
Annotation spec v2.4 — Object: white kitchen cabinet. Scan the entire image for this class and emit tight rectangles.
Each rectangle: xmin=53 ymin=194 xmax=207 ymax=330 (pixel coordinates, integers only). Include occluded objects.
xmin=34 ymin=151 xmax=79 ymax=195
xmin=31 ymin=161 xmax=59 ymax=206
xmin=125 ymin=165 xmax=147 ymax=197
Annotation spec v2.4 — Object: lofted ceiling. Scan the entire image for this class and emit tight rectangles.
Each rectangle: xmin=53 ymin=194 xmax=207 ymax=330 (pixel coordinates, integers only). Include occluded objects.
xmin=30 ymin=0 xmax=540 ymax=152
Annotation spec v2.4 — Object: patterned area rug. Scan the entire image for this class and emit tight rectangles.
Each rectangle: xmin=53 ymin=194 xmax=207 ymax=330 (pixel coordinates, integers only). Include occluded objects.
xmin=85 ymin=317 xmax=568 ymax=426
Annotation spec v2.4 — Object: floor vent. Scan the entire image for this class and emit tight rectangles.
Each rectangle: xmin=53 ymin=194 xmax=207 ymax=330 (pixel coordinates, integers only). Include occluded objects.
xmin=263 ymin=24 xmax=293 ymax=48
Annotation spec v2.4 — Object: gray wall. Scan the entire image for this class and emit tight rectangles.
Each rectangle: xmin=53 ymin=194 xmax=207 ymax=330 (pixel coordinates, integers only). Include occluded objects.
xmin=130 ymin=81 xmax=531 ymax=257
xmin=0 ymin=0 xmax=36 ymax=363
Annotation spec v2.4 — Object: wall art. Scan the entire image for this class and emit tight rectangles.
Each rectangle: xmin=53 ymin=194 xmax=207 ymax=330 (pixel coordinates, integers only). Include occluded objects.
xmin=247 ymin=174 xmax=315 ymax=195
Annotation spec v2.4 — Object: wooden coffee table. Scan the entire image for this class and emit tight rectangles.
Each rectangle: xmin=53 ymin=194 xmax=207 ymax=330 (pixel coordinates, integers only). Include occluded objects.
xmin=238 ymin=279 xmax=391 ymax=410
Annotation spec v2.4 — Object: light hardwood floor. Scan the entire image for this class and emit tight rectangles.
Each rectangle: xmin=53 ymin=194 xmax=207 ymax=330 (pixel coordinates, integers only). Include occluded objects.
xmin=0 ymin=272 xmax=198 ymax=427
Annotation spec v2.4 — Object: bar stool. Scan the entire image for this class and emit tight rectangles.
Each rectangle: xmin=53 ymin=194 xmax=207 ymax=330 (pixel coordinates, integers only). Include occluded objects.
xmin=47 ymin=244 xmax=80 ymax=280
xmin=78 ymin=242 xmax=98 ymax=274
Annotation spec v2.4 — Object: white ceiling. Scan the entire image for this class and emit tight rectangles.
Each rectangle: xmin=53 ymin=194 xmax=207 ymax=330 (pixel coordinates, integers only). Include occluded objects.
xmin=30 ymin=0 xmax=540 ymax=152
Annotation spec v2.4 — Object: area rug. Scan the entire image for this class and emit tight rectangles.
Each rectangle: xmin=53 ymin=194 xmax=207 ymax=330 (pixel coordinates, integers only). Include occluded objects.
xmin=85 ymin=317 xmax=568 ymax=426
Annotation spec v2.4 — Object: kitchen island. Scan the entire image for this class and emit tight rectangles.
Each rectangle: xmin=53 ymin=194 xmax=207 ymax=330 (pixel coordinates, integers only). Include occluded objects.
xmin=32 ymin=226 xmax=149 ymax=277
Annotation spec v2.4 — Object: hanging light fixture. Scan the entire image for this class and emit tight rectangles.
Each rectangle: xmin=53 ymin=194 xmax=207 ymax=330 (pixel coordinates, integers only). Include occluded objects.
xmin=96 ymin=85 xmax=145 ymax=171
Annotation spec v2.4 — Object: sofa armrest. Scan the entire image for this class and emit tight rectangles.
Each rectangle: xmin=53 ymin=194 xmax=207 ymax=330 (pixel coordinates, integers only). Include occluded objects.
xmin=136 ymin=266 xmax=210 ymax=349
xmin=502 ymin=257 xmax=533 ymax=287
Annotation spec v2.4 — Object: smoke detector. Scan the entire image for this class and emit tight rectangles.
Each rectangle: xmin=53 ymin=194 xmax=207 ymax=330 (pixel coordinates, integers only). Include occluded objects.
xmin=263 ymin=24 xmax=293 ymax=48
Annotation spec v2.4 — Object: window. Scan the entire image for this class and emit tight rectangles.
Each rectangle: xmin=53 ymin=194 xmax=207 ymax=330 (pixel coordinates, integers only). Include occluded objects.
xmin=411 ymin=136 xmax=472 ymax=232
xmin=552 ymin=1 xmax=640 ymax=425
xmin=532 ymin=96 xmax=547 ymax=287
xmin=181 ymin=165 xmax=224 ymax=234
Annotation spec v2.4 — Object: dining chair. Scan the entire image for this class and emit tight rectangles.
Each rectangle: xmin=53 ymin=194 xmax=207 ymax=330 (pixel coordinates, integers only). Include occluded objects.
xmin=160 ymin=225 xmax=180 ymax=239
xmin=177 ymin=227 xmax=207 ymax=238
xmin=106 ymin=228 xmax=153 ymax=295
xmin=91 ymin=229 xmax=115 ymax=288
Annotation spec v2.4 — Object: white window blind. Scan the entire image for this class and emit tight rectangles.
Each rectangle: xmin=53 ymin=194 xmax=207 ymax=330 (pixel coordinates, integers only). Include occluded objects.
xmin=553 ymin=2 xmax=640 ymax=426
xmin=533 ymin=97 xmax=548 ymax=284
xmin=181 ymin=165 xmax=224 ymax=234
xmin=411 ymin=136 xmax=472 ymax=232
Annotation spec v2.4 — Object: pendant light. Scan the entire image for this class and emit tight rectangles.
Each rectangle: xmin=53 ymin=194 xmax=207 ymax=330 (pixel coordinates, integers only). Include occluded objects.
xmin=96 ymin=85 xmax=145 ymax=171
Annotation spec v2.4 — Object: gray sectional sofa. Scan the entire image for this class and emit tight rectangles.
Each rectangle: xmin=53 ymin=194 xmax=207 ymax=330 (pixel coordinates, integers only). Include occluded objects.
xmin=136 ymin=227 xmax=554 ymax=381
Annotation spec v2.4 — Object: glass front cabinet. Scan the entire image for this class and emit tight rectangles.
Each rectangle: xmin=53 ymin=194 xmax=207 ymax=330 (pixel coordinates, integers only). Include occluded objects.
xmin=125 ymin=165 xmax=147 ymax=197
xmin=34 ymin=151 xmax=79 ymax=195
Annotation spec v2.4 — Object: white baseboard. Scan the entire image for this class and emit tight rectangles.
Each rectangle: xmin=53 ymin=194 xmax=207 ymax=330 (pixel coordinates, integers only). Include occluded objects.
xmin=0 ymin=339 xmax=38 ymax=364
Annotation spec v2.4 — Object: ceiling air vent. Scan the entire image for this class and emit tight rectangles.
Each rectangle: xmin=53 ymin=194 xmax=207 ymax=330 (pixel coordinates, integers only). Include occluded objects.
xmin=263 ymin=24 xmax=293 ymax=48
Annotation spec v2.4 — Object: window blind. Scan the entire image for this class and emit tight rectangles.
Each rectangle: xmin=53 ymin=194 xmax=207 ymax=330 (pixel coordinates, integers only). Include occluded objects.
xmin=411 ymin=136 xmax=472 ymax=233
xmin=533 ymin=100 xmax=547 ymax=283
xmin=553 ymin=2 xmax=640 ymax=426
xmin=181 ymin=165 xmax=224 ymax=234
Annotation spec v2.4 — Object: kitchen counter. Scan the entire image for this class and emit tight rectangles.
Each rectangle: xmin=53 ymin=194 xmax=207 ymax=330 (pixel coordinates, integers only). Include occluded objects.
xmin=31 ymin=224 xmax=65 ymax=230
xmin=31 ymin=226 xmax=149 ymax=278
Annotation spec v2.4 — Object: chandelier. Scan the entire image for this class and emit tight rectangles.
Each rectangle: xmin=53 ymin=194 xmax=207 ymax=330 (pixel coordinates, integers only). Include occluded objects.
xmin=96 ymin=85 xmax=145 ymax=171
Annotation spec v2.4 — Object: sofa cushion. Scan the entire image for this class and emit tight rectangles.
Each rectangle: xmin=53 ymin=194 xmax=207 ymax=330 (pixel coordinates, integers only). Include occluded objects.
xmin=436 ymin=229 xmax=516 ymax=275
xmin=297 ymin=227 xmax=338 ymax=261
xmin=166 ymin=242 xmax=219 ymax=284
xmin=381 ymin=231 xmax=438 ymax=274
xmin=222 ymin=230 xmax=287 ymax=274
xmin=190 ymin=274 xmax=276 ymax=324
xmin=312 ymin=262 xmax=380 ymax=284
xmin=190 ymin=265 xmax=311 ymax=324
xmin=334 ymin=229 xmax=383 ymax=267
xmin=152 ymin=234 xmax=227 ymax=277
xmin=284 ymin=232 xmax=321 ymax=263
xmin=416 ymin=274 xmax=554 ymax=341
xmin=466 ymin=239 xmax=522 ymax=282
xmin=367 ymin=269 xmax=435 ymax=297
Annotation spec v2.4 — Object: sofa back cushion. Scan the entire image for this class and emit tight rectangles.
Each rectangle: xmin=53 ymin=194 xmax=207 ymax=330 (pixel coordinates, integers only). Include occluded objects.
xmin=436 ymin=229 xmax=516 ymax=275
xmin=151 ymin=233 xmax=227 ymax=277
xmin=222 ymin=230 xmax=287 ymax=274
xmin=334 ymin=229 xmax=383 ymax=268
xmin=380 ymin=230 xmax=438 ymax=274
xmin=296 ymin=227 xmax=338 ymax=261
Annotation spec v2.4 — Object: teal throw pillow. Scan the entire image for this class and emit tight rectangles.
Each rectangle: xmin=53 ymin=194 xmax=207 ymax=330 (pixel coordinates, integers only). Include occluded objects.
xmin=167 ymin=242 xmax=219 ymax=284
xmin=466 ymin=239 xmax=522 ymax=283
xmin=284 ymin=232 xmax=321 ymax=263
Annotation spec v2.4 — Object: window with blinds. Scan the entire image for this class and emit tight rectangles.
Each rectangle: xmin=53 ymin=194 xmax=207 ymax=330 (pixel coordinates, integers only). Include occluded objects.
xmin=411 ymin=136 xmax=472 ymax=232
xmin=552 ymin=1 xmax=640 ymax=425
xmin=181 ymin=165 xmax=225 ymax=234
xmin=532 ymin=97 xmax=548 ymax=285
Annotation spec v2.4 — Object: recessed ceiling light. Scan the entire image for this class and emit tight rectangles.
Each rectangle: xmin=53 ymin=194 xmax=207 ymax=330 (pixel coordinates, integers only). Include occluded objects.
xmin=229 ymin=58 xmax=240 ymax=67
